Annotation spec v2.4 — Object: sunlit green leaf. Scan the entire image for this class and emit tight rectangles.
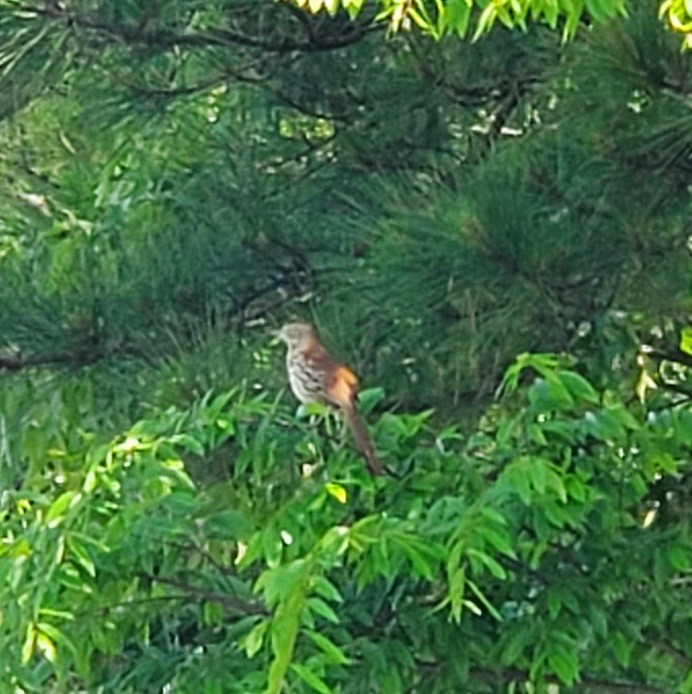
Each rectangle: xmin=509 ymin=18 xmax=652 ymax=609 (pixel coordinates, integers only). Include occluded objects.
xmin=46 ymin=491 xmax=78 ymax=525
xmin=290 ymin=663 xmax=331 ymax=694
xmin=304 ymin=629 xmax=351 ymax=664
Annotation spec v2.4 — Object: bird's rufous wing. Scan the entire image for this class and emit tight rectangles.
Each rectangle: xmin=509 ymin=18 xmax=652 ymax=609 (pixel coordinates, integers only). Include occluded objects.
xmin=328 ymin=365 xmax=359 ymax=410
xmin=303 ymin=340 xmax=359 ymax=409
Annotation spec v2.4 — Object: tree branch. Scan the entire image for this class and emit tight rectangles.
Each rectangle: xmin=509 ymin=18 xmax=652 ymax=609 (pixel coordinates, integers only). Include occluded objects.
xmin=21 ymin=2 xmax=376 ymax=54
xmin=139 ymin=572 xmax=268 ymax=616
xmin=640 ymin=345 xmax=692 ymax=370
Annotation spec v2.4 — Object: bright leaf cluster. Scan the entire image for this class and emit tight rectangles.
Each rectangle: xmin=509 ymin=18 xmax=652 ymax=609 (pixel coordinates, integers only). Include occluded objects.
xmin=287 ymin=0 xmax=632 ymax=40
xmin=2 ymin=356 xmax=690 ymax=692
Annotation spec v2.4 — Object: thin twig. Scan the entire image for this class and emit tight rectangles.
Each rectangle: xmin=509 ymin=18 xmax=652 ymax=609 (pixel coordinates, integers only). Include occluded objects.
xmin=139 ymin=572 xmax=268 ymax=616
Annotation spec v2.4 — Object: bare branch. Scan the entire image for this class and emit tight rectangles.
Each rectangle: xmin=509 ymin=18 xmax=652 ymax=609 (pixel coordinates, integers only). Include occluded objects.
xmin=139 ymin=572 xmax=268 ymax=616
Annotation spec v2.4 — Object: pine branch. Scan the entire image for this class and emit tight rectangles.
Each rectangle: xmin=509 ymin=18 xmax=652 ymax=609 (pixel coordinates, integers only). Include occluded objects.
xmin=18 ymin=2 xmax=377 ymax=54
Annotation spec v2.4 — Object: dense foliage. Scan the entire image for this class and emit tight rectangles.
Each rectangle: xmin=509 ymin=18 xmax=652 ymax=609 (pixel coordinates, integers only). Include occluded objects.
xmin=289 ymin=0 xmax=629 ymax=40
xmin=285 ymin=0 xmax=691 ymax=45
xmin=0 ymin=0 xmax=690 ymax=692
xmin=2 ymin=359 xmax=691 ymax=692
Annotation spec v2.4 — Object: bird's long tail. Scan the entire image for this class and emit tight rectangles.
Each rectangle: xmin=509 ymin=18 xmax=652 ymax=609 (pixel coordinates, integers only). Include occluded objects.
xmin=343 ymin=405 xmax=384 ymax=476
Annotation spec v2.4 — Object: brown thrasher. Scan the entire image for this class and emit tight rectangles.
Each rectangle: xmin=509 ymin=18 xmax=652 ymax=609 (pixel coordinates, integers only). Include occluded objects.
xmin=277 ymin=322 xmax=384 ymax=476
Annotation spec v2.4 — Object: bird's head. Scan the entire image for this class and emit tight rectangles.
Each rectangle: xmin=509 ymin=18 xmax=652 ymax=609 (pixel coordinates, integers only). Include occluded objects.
xmin=276 ymin=322 xmax=317 ymax=351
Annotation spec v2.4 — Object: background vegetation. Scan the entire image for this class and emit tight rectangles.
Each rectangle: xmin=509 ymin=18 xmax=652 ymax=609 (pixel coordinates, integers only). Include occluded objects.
xmin=0 ymin=0 xmax=690 ymax=692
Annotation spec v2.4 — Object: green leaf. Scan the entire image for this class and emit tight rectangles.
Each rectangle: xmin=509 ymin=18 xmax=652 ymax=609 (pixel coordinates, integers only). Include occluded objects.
xmin=466 ymin=579 xmax=502 ymax=620
xmin=558 ymin=371 xmax=599 ymax=404
xmin=267 ymin=561 xmax=310 ymax=694
xmin=242 ymin=620 xmax=269 ymax=658
xmin=547 ymin=588 xmax=562 ymax=619
xmin=172 ymin=433 xmax=205 ymax=455
xmin=36 ymin=622 xmax=77 ymax=655
xmin=36 ymin=631 xmax=57 ymax=663
xmin=612 ymin=632 xmax=632 ymax=667
xmin=667 ymin=544 xmax=691 ymax=571
xmin=312 ymin=576 xmax=343 ymax=604
xmin=290 ymin=664 xmax=331 ymax=694
xmin=473 ymin=2 xmax=497 ymax=40
xmin=544 ymin=0 xmax=559 ymax=27
xmin=467 ymin=549 xmax=507 ymax=579
xmin=306 ymin=597 xmax=340 ymax=624
xmin=480 ymin=507 xmax=508 ymax=526
xmin=207 ymin=389 xmax=236 ymax=418
xmin=546 ymin=469 xmax=568 ymax=503
xmin=582 ymin=407 xmax=635 ymax=441
xmin=304 ymin=629 xmax=351 ymax=664
xmin=202 ymin=601 xmax=224 ymax=626
xmin=528 ymin=458 xmax=547 ymax=494
xmin=547 ymin=643 xmax=578 ymax=684
xmin=680 ymin=668 xmax=692 ymax=694
xmin=67 ymin=534 xmax=95 ymax=577
xmin=37 ymin=608 xmax=74 ymax=621
xmin=441 ymin=0 xmax=472 ymax=36
xmin=324 ymin=482 xmax=347 ymax=504
xmin=531 ymin=511 xmax=551 ymax=545
xmin=529 ymin=376 xmax=575 ymax=412
xmin=21 ymin=624 xmax=36 ymax=664
xmin=566 ymin=475 xmax=587 ymax=502
xmin=562 ymin=0 xmax=584 ymax=38
xmin=541 ymin=420 xmax=576 ymax=443
xmin=302 ymin=402 xmax=329 ymax=417
xmin=479 ymin=525 xmax=516 ymax=559
xmin=608 ymin=404 xmax=640 ymax=431
xmin=256 ymin=561 xmax=302 ymax=605
xmin=46 ymin=491 xmax=78 ymax=525
xmin=357 ymin=386 xmax=385 ymax=413
xmin=388 ymin=532 xmax=443 ymax=579
xmin=502 ymin=462 xmax=532 ymax=505
xmin=680 ymin=327 xmax=692 ymax=356
xmin=589 ymin=605 xmax=608 ymax=637
xmin=528 ymin=423 xmax=547 ymax=445
xmin=496 ymin=416 xmax=519 ymax=448
xmin=323 ymin=0 xmax=339 ymax=17
xmin=446 ymin=561 xmax=466 ymax=623
xmin=500 ymin=628 xmax=531 ymax=665
xmin=543 ymin=501 xmax=568 ymax=527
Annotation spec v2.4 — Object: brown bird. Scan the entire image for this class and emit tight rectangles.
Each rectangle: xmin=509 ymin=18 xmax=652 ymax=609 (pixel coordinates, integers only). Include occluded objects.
xmin=277 ymin=322 xmax=384 ymax=476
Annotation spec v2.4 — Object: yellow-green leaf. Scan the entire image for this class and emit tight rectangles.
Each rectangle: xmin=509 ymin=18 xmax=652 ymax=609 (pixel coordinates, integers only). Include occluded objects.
xmin=680 ymin=327 xmax=692 ymax=355
xmin=325 ymin=482 xmax=347 ymax=504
